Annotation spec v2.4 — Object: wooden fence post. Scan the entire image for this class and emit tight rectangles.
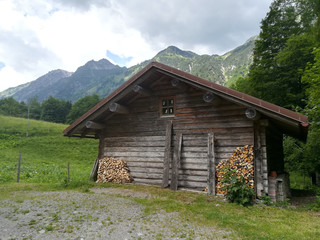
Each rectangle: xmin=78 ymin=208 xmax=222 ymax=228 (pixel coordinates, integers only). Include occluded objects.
xmin=17 ymin=152 xmax=21 ymax=183
xmin=67 ymin=163 xmax=70 ymax=185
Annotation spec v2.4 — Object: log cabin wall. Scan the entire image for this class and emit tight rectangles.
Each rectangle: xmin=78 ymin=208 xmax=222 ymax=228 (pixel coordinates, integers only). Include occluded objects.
xmin=100 ymin=77 xmax=255 ymax=191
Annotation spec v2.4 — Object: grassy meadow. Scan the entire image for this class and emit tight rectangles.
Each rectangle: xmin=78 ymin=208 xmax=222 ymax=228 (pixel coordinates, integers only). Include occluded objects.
xmin=0 ymin=115 xmax=99 ymax=186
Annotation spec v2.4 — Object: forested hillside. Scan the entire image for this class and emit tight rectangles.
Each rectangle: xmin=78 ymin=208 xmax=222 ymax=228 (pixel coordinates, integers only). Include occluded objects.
xmin=232 ymin=0 xmax=320 ymax=183
xmin=0 ymin=94 xmax=101 ymax=124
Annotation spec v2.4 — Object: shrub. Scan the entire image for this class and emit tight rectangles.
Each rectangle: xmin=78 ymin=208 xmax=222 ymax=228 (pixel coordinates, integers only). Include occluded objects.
xmin=221 ymin=167 xmax=255 ymax=206
xmin=259 ymin=195 xmax=273 ymax=206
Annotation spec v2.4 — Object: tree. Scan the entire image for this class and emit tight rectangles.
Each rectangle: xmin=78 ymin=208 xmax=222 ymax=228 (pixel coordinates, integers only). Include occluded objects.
xmin=302 ymin=48 xmax=320 ymax=175
xmin=275 ymin=34 xmax=315 ymax=108
xmin=27 ymin=96 xmax=41 ymax=120
xmin=233 ymin=0 xmax=316 ymax=109
xmin=284 ymin=48 xmax=320 ymax=182
xmin=0 ymin=97 xmax=27 ymax=117
xmin=41 ymin=96 xmax=71 ymax=123
xmin=233 ymin=0 xmax=320 ymax=182
xmin=66 ymin=94 xmax=100 ymax=124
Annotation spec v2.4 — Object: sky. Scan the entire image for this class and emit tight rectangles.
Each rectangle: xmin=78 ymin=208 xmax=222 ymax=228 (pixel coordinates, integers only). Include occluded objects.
xmin=0 ymin=0 xmax=273 ymax=92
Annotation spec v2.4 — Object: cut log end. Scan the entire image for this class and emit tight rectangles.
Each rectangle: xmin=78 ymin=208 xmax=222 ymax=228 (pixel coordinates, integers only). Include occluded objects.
xmin=245 ymin=108 xmax=260 ymax=121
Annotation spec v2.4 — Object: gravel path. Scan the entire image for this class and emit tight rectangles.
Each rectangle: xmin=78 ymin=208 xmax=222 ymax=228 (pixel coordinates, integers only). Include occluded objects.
xmin=0 ymin=188 xmax=230 ymax=240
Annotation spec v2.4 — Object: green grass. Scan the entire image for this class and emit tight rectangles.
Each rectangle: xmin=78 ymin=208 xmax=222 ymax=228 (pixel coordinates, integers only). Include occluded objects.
xmin=0 ymin=115 xmax=98 ymax=186
xmin=289 ymin=171 xmax=314 ymax=190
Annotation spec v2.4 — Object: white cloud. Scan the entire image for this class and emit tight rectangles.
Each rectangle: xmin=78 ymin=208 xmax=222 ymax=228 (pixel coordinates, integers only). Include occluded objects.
xmin=0 ymin=0 xmax=273 ymax=92
xmin=0 ymin=65 xmax=34 ymax=91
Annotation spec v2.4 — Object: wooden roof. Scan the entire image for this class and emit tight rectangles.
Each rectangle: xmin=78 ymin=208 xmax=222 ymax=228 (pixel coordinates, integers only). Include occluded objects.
xmin=63 ymin=61 xmax=309 ymax=140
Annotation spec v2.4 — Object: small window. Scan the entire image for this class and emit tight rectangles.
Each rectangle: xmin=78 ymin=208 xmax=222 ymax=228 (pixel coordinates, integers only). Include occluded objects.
xmin=160 ymin=97 xmax=175 ymax=117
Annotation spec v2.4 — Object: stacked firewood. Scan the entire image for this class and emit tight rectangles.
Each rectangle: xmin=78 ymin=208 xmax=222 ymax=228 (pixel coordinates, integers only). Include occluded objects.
xmin=216 ymin=145 xmax=254 ymax=195
xmin=96 ymin=157 xmax=133 ymax=184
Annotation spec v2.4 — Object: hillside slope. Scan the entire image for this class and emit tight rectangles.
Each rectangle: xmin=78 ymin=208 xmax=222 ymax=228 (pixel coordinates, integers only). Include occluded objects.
xmin=0 ymin=115 xmax=98 ymax=184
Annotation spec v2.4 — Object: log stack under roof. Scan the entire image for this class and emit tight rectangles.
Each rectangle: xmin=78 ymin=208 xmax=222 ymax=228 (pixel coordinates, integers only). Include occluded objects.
xmin=96 ymin=157 xmax=133 ymax=184
xmin=216 ymin=145 xmax=254 ymax=195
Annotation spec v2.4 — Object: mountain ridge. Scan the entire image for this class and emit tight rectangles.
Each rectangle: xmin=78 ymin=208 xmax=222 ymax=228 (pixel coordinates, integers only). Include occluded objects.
xmin=0 ymin=36 xmax=256 ymax=102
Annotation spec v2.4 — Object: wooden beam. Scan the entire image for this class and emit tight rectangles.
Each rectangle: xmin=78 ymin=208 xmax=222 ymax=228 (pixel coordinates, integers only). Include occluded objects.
xmin=170 ymin=133 xmax=183 ymax=191
xmin=97 ymin=131 xmax=105 ymax=159
xmin=81 ymin=128 xmax=90 ymax=138
xmin=133 ymin=85 xmax=152 ymax=96
xmin=245 ymin=108 xmax=261 ymax=121
xmin=171 ymin=79 xmax=188 ymax=90
xmin=162 ymin=121 xmax=173 ymax=188
xmin=207 ymin=133 xmax=215 ymax=195
xmin=109 ymin=102 xmax=129 ymax=114
xmin=68 ymin=134 xmax=97 ymax=139
xmin=259 ymin=119 xmax=269 ymax=127
xmin=86 ymin=121 xmax=105 ymax=129
xmin=254 ymin=121 xmax=263 ymax=197
xmin=89 ymin=158 xmax=99 ymax=181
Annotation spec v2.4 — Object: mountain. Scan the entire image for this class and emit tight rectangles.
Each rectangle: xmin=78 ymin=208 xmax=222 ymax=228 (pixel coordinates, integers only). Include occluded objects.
xmin=221 ymin=36 xmax=257 ymax=86
xmin=40 ymin=59 xmax=127 ymax=102
xmin=1 ymin=59 xmax=127 ymax=102
xmin=0 ymin=37 xmax=256 ymax=103
xmin=0 ymin=69 xmax=72 ymax=101
xmin=127 ymin=36 xmax=256 ymax=86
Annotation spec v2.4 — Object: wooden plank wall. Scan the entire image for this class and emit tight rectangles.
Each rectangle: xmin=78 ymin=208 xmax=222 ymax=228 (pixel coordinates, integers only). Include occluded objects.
xmin=172 ymin=88 xmax=254 ymax=190
xmin=103 ymin=135 xmax=166 ymax=185
xmin=101 ymin=78 xmax=254 ymax=190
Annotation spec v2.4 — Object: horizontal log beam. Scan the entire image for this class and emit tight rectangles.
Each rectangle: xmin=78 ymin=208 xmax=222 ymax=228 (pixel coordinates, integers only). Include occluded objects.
xmin=109 ymin=102 xmax=129 ymax=114
xmin=133 ymin=85 xmax=152 ymax=96
xmin=86 ymin=121 xmax=105 ymax=129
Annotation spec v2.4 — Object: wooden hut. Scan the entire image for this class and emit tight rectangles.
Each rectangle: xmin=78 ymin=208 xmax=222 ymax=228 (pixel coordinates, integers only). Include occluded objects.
xmin=63 ymin=62 xmax=308 ymax=200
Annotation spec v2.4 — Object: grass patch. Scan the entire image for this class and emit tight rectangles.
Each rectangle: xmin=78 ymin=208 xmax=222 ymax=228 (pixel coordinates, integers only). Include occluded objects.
xmin=289 ymin=171 xmax=313 ymax=189
xmin=0 ymin=115 xmax=98 ymax=186
xmin=133 ymin=189 xmax=320 ymax=240
xmin=44 ymin=225 xmax=54 ymax=231
xmin=89 ymin=183 xmax=320 ymax=240
xmin=29 ymin=219 xmax=37 ymax=225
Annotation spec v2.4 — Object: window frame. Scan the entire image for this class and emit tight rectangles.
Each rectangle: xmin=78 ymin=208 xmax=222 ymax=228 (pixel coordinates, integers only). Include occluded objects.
xmin=159 ymin=96 xmax=176 ymax=118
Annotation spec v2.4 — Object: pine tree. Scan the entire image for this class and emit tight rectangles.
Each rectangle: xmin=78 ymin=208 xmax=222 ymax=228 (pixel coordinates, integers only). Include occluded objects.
xmin=234 ymin=0 xmax=317 ymax=109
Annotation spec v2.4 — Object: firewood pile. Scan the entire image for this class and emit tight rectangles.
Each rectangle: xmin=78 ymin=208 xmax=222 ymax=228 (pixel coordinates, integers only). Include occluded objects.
xmin=216 ymin=145 xmax=254 ymax=194
xmin=96 ymin=157 xmax=133 ymax=184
